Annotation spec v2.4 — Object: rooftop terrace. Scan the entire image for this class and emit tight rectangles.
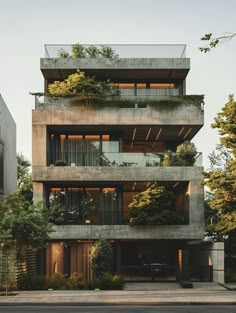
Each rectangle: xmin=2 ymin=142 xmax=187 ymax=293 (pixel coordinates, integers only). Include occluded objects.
xmin=44 ymin=44 xmax=187 ymax=58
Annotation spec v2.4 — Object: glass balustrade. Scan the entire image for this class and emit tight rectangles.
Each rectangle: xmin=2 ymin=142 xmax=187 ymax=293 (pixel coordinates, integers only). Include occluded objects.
xmin=49 ymin=150 xmax=202 ymax=167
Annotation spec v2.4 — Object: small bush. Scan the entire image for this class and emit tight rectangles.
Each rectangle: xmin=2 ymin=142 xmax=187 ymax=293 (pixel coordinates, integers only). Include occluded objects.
xmin=17 ymin=273 xmax=48 ymax=290
xmin=90 ymin=272 xmax=124 ymax=290
xmin=47 ymin=273 xmax=67 ymax=290
xmin=225 ymin=270 xmax=236 ymax=283
xmin=67 ymin=272 xmax=87 ymax=290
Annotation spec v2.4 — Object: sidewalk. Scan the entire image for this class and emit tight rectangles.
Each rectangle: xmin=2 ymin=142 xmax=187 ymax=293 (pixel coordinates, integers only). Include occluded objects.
xmin=0 ymin=283 xmax=236 ymax=306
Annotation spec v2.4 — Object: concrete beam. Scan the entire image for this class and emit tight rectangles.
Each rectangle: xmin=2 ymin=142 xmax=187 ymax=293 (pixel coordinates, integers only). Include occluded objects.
xmin=32 ymin=166 xmax=204 ymax=182
xmin=50 ymin=224 xmax=204 ymax=240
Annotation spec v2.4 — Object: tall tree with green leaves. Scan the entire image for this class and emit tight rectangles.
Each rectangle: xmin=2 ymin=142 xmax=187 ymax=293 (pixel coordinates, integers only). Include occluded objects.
xmin=0 ymin=154 xmax=52 ymax=252
xmin=204 ymin=95 xmax=236 ymax=234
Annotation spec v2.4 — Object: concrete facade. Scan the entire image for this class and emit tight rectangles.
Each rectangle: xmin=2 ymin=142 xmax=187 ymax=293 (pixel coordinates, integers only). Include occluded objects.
xmin=32 ymin=45 xmax=207 ymax=282
xmin=0 ymin=94 xmax=16 ymax=200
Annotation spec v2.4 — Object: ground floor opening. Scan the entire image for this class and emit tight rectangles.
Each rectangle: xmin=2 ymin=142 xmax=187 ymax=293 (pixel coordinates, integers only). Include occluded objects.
xmin=36 ymin=239 xmax=221 ymax=283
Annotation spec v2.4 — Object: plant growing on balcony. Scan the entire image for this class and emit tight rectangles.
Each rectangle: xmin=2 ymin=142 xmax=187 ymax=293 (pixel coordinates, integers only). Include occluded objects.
xmin=55 ymin=159 xmax=67 ymax=166
xmin=85 ymin=45 xmax=101 ymax=58
xmin=175 ymin=141 xmax=197 ymax=166
xmin=128 ymin=183 xmax=183 ymax=225
xmin=90 ymin=240 xmax=113 ymax=278
xmin=71 ymin=43 xmax=86 ymax=58
xmin=48 ymin=70 xmax=119 ymax=100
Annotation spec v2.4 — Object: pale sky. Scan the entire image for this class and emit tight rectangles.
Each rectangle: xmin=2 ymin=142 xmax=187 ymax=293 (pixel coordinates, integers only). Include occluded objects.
xmin=0 ymin=0 xmax=236 ymax=168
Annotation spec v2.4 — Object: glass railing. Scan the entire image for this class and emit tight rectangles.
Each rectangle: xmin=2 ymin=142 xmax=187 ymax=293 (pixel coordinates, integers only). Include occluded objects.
xmin=48 ymin=151 xmax=202 ymax=167
xmin=33 ymin=92 xmax=183 ymax=107
xmin=44 ymin=44 xmax=187 ymax=58
xmin=119 ymin=88 xmax=180 ymax=97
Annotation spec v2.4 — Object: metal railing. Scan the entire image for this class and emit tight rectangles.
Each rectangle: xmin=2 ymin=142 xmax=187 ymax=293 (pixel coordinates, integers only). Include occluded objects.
xmin=44 ymin=44 xmax=187 ymax=58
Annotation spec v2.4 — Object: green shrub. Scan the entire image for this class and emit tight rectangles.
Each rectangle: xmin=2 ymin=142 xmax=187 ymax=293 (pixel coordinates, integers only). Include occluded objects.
xmin=225 ymin=270 xmax=236 ymax=282
xmin=90 ymin=240 xmax=113 ymax=278
xmin=90 ymin=272 xmax=124 ymax=290
xmin=67 ymin=272 xmax=87 ymax=290
xmin=17 ymin=273 xmax=48 ymax=290
xmin=47 ymin=273 xmax=67 ymax=290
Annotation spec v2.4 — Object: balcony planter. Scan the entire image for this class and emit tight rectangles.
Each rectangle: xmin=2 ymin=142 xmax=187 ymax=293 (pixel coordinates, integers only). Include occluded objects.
xmin=55 ymin=160 xmax=67 ymax=166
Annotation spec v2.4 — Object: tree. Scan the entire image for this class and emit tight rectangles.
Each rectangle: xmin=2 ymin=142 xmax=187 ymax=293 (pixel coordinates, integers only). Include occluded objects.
xmin=199 ymin=32 xmax=236 ymax=53
xmin=128 ymin=183 xmax=184 ymax=225
xmin=90 ymin=240 xmax=113 ymax=278
xmin=0 ymin=154 xmax=52 ymax=252
xmin=17 ymin=153 xmax=33 ymax=201
xmin=204 ymin=95 xmax=236 ymax=234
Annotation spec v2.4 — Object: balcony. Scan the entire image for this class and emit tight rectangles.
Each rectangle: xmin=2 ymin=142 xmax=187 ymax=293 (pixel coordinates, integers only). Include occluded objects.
xmin=48 ymin=151 xmax=202 ymax=168
xmin=44 ymin=44 xmax=187 ymax=58
xmin=41 ymin=44 xmax=190 ymax=81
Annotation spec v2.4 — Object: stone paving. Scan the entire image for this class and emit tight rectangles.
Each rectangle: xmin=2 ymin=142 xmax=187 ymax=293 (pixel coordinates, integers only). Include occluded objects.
xmin=0 ymin=283 xmax=236 ymax=306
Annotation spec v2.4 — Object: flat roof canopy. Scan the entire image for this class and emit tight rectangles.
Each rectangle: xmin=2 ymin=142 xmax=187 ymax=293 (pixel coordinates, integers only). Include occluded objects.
xmin=41 ymin=58 xmax=190 ymax=82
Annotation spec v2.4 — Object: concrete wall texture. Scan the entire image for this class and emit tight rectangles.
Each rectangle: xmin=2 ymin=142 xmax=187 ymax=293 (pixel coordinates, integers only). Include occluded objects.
xmin=0 ymin=95 xmax=16 ymax=198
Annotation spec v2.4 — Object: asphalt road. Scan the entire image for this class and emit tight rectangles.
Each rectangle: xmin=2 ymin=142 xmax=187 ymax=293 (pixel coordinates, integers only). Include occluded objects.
xmin=0 ymin=306 xmax=236 ymax=313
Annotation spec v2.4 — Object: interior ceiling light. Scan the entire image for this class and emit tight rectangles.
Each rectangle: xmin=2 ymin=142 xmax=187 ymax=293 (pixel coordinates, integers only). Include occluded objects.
xmin=173 ymin=182 xmax=179 ymax=188
xmin=132 ymin=128 xmax=137 ymax=141
xmin=178 ymin=127 xmax=185 ymax=136
xmin=184 ymin=128 xmax=192 ymax=139
xmin=146 ymin=128 xmax=152 ymax=141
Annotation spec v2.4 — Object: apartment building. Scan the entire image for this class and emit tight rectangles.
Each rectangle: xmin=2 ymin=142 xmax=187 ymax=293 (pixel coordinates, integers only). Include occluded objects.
xmin=32 ymin=44 xmax=223 ymax=283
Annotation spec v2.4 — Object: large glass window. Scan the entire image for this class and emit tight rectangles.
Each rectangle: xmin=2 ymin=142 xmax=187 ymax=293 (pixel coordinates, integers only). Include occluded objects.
xmin=48 ymin=133 xmax=119 ymax=166
xmin=48 ymin=187 xmax=121 ymax=225
xmin=0 ymin=142 xmax=3 ymax=193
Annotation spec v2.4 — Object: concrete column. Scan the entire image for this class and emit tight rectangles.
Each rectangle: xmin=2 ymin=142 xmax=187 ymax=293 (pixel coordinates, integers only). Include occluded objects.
xmin=32 ymin=124 xmax=47 ymax=167
xmin=208 ymin=242 xmax=224 ymax=283
xmin=33 ymin=182 xmax=44 ymax=203
xmin=189 ymin=181 xmax=204 ymax=229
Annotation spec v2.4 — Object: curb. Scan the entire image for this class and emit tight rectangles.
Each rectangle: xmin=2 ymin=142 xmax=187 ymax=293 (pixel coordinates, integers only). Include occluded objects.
xmin=1 ymin=302 xmax=236 ymax=306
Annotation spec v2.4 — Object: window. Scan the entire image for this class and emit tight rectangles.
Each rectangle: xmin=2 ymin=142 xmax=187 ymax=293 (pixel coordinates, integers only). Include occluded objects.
xmin=0 ymin=141 xmax=3 ymax=193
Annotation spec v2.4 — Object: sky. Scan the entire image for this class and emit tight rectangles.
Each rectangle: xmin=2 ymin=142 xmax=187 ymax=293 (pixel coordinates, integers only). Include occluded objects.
xmin=0 ymin=0 xmax=236 ymax=168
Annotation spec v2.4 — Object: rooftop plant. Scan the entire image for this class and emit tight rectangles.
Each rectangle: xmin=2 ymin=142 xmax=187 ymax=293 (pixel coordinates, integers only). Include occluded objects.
xmin=58 ymin=43 xmax=119 ymax=59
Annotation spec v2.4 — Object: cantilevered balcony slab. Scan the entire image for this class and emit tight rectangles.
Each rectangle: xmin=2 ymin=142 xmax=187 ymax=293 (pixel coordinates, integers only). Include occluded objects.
xmin=32 ymin=101 xmax=203 ymax=127
xmin=40 ymin=58 xmax=190 ymax=82
xmin=32 ymin=166 xmax=203 ymax=182
xmin=50 ymin=224 xmax=204 ymax=240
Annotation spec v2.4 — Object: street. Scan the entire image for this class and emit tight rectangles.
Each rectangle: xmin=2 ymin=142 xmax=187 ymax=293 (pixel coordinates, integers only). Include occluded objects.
xmin=0 ymin=306 xmax=236 ymax=313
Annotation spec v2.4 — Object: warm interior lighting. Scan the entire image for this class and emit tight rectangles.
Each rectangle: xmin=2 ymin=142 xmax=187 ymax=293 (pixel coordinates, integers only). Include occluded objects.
xmin=102 ymin=135 xmax=110 ymax=141
xmin=113 ymin=83 xmax=135 ymax=89
xmin=150 ymin=83 xmax=175 ymax=89
xmin=152 ymin=128 xmax=162 ymax=149
xmin=132 ymin=128 xmax=137 ymax=141
xmin=132 ymin=182 xmax=136 ymax=192
xmin=50 ymin=134 xmax=55 ymax=139
xmin=103 ymin=188 xmax=116 ymax=192
xmin=136 ymin=83 xmax=146 ymax=89
xmin=155 ymin=128 xmax=162 ymax=140
xmin=173 ymin=182 xmax=179 ymax=188
xmin=68 ymin=135 xmax=83 ymax=140
xmin=50 ymin=188 xmax=63 ymax=192
xmin=85 ymin=135 xmax=100 ymax=141
xmin=146 ymin=128 xmax=152 ymax=141
xmin=178 ymin=249 xmax=182 ymax=271
xmin=184 ymin=128 xmax=192 ymax=139
xmin=178 ymin=127 xmax=185 ymax=136
xmin=146 ymin=182 xmax=150 ymax=188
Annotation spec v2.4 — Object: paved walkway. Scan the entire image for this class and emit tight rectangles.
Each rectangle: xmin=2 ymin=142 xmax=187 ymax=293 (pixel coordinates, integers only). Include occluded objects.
xmin=0 ymin=283 xmax=236 ymax=306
